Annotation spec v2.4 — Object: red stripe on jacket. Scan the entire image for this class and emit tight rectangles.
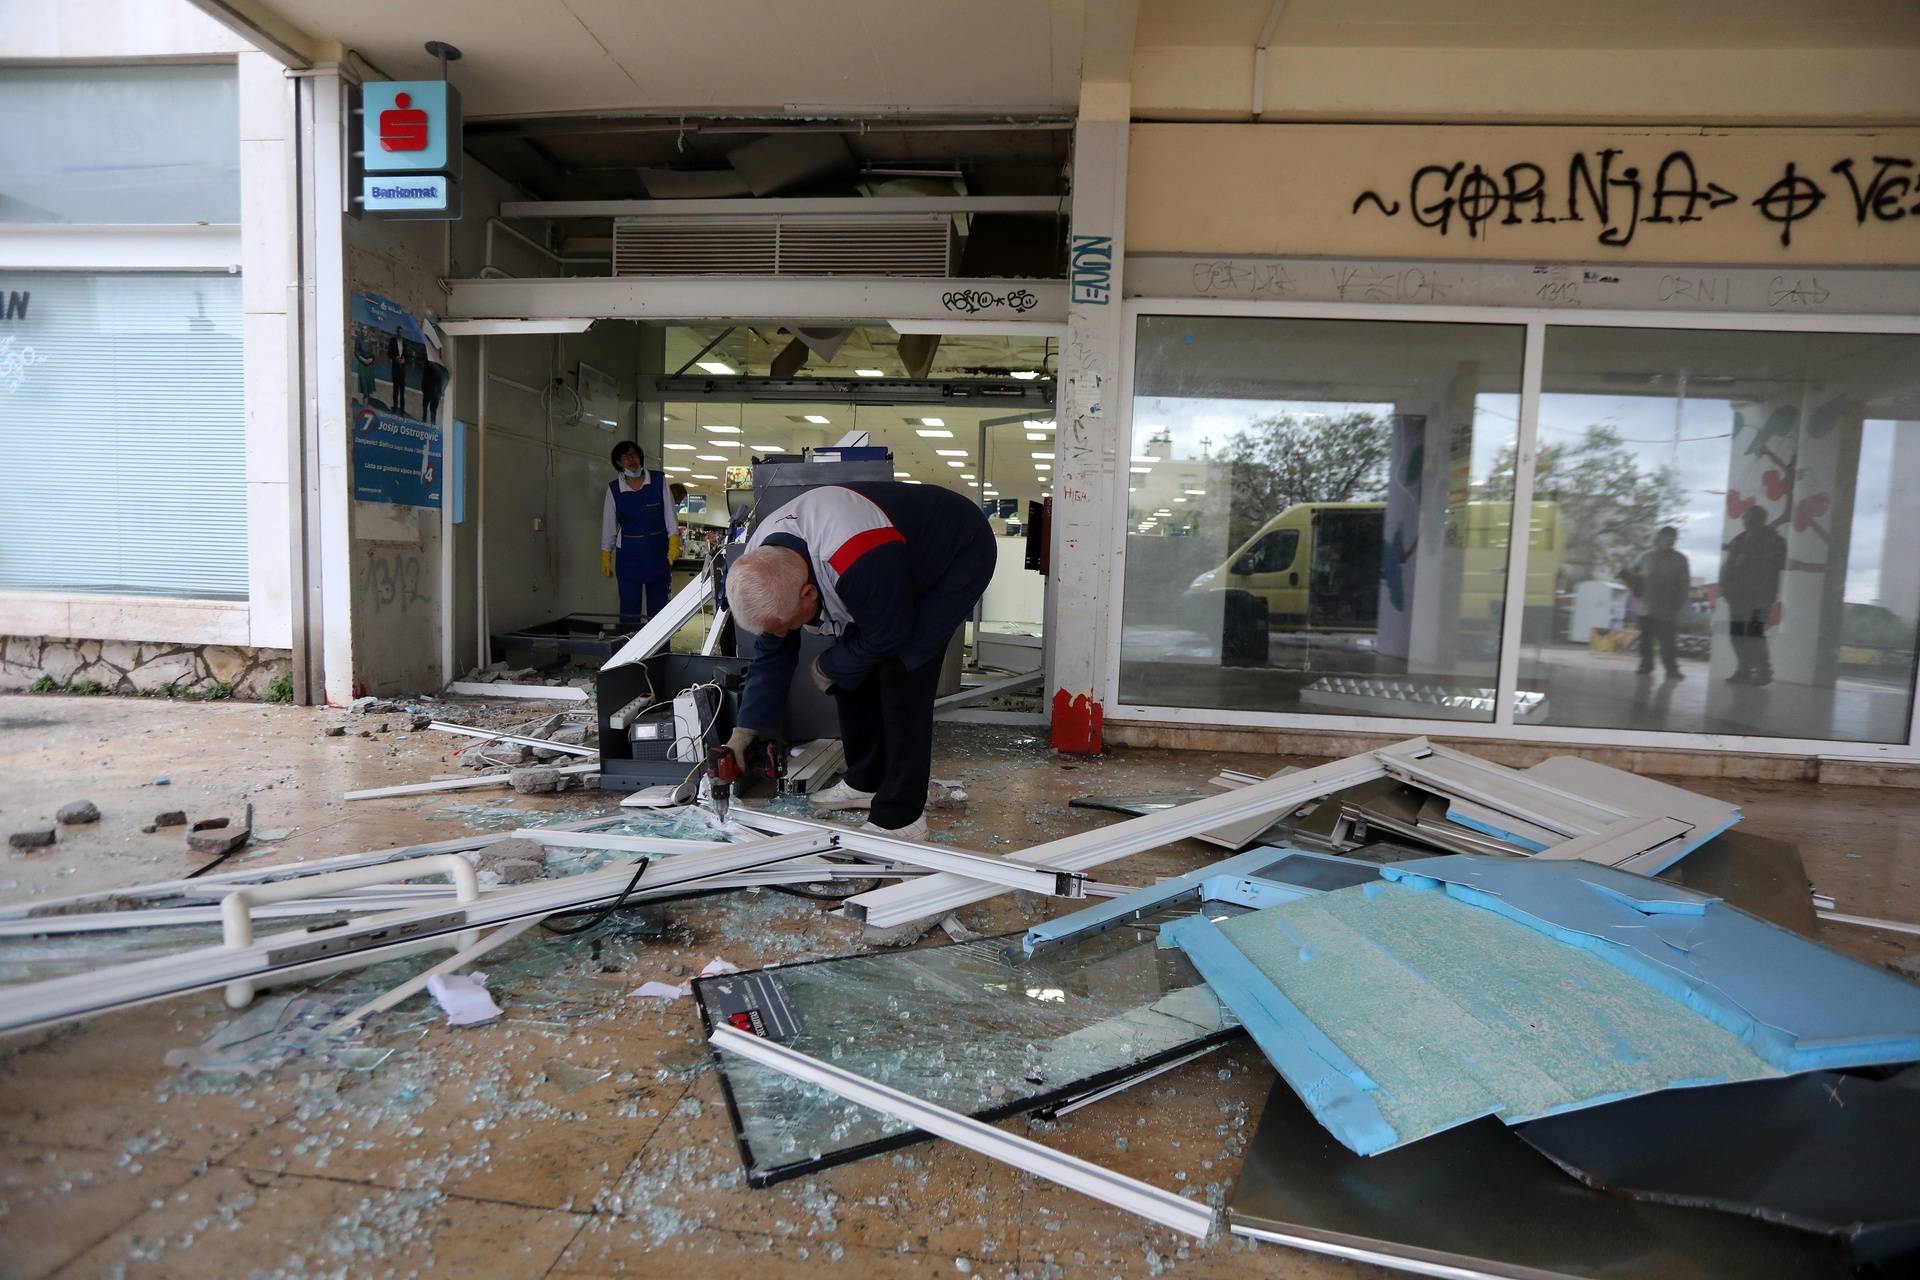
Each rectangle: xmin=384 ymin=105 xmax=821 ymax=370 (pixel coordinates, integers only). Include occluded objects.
xmin=827 ymin=525 xmax=906 ymax=575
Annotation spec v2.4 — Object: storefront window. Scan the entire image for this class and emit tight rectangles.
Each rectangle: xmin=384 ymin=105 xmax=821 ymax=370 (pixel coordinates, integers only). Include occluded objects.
xmin=1119 ymin=315 xmax=1525 ymax=720
xmin=0 ymin=65 xmax=240 ymax=224
xmin=1526 ymin=327 xmax=1920 ymax=744
xmin=0 ymin=272 xmax=246 ymax=599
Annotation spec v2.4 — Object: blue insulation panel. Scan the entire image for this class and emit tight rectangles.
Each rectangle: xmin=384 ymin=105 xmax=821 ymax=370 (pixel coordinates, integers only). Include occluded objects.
xmin=1166 ymin=874 xmax=1779 ymax=1156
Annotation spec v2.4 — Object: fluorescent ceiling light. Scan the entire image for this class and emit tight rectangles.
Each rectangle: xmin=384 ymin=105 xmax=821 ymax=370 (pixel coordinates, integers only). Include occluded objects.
xmin=749 ymin=443 xmax=782 ymax=451
xmin=935 ymin=448 xmax=968 ymax=458
xmin=702 ymin=424 xmax=741 ymax=434
xmin=1185 ymin=489 xmax=1206 ymax=496
xmin=1130 ymin=454 xmax=1157 ymax=463
xmin=916 ymin=428 xmax=954 ymax=439
xmin=983 ymin=489 xmax=998 ymax=496
xmin=708 ymin=441 xmax=741 ymax=449
xmin=665 ymin=466 xmax=692 ymax=473
xmin=692 ymin=473 xmax=719 ymax=480
xmin=855 ymin=368 xmax=885 ymax=377
xmin=664 ymin=443 xmax=696 ymax=451
xmin=1173 ymin=497 xmax=1187 ymax=503
xmin=966 ymin=481 xmax=980 ymax=487
xmin=920 ymin=417 xmax=945 ymax=427
xmin=1025 ymin=420 xmax=1055 ymax=430
xmin=1032 ymin=451 xmax=1054 ymax=460
xmin=1035 ymin=463 xmax=1051 ymax=471
xmin=894 ymin=471 xmax=911 ymax=478
xmin=1129 ymin=487 xmax=1138 ymax=492
xmin=947 ymin=460 xmax=965 ymax=468
xmin=803 ymin=414 xmax=831 ymax=424
xmin=960 ymin=473 xmax=975 ymax=480
xmin=1130 ymin=467 xmax=1151 ymax=474
xmin=1010 ymin=370 xmax=1041 ymax=380
xmin=696 ymin=454 xmax=728 ymax=462
xmin=695 ymin=361 xmax=735 ymax=375
xmin=903 ymin=479 xmax=922 ymax=485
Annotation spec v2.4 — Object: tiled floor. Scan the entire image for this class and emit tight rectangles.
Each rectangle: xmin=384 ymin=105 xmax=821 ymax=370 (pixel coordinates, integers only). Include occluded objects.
xmin=1 ymin=693 xmax=1915 ymax=1279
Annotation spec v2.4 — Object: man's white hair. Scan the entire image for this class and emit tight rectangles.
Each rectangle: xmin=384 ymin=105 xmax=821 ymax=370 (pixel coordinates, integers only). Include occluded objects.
xmin=729 ymin=547 xmax=810 ymax=632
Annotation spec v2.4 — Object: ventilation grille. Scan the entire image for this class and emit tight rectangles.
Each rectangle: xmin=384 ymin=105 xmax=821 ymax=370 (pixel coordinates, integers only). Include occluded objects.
xmin=612 ymin=212 xmax=953 ymax=277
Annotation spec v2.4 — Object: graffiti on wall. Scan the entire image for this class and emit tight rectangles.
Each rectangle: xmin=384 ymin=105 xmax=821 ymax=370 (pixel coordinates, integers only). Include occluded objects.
xmin=1352 ymin=150 xmax=1920 ymax=249
xmin=366 ymin=550 xmax=428 ymax=614
xmin=1070 ymin=235 xmax=1114 ymax=304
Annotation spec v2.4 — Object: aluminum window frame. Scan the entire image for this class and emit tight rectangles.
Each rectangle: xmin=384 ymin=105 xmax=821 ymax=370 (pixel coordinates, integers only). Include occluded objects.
xmin=1108 ymin=297 xmax=1920 ymax=761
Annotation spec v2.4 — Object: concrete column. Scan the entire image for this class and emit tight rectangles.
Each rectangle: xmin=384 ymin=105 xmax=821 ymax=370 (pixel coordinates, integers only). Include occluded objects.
xmin=238 ymin=51 xmax=297 ymax=656
xmin=295 ymin=67 xmax=355 ymax=705
xmin=1048 ymin=81 xmax=1129 ymax=754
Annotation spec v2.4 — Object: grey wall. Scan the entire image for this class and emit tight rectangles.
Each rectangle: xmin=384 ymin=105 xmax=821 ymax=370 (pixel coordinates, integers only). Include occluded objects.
xmin=343 ymin=200 xmax=447 ymax=695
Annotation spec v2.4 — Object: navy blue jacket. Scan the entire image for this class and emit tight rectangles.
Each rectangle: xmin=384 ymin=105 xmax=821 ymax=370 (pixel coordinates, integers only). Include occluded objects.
xmin=735 ymin=482 xmax=996 ymax=736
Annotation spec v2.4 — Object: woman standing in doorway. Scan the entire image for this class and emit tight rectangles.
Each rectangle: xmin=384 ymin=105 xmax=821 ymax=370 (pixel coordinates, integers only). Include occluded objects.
xmin=600 ymin=441 xmax=680 ymax=629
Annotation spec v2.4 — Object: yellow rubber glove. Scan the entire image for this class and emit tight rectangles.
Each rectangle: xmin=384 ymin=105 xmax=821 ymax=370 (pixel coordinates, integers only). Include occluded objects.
xmin=599 ymin=549 xmax=613 ymax=578
xmin=667 ymin=534 xmax=682 ymax=565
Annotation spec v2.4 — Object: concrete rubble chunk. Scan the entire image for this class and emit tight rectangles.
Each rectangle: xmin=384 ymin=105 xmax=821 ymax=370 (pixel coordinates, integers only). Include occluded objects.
xmin=474 ymin=838 xmax=551 ymax=884
xmin=153 ymin=811 xmax=188 ymax=827
xmin=324 ymin=726 xmax=347 ymax=737
xmin=56 ymin=800 xmax=100 ymax=825
xmin=9 ymin=829 xmax=56 ymax=852
xmin=510 ymin=767 xmax=567 ymax=795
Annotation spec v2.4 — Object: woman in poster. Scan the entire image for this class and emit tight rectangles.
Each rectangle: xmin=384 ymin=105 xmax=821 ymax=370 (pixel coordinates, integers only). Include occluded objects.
xmin=600 ymin=441 xmax=680 ymax=628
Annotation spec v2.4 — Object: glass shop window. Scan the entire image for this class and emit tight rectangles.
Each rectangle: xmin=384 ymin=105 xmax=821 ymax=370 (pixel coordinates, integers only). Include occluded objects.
xmin=1525 ymin=326 xmax=1920 ymax=744
xmin=0 ymin=65 xmax=240 ymax=224
xmin=0 ymin=272 xmax=247 ymax=598
xmin=1119 ymin=315 xmax=1526 ymax=721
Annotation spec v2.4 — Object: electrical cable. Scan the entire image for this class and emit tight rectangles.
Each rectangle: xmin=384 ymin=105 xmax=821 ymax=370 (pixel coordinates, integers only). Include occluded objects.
xmin=538 ymin=856 xmax=651 ymax=935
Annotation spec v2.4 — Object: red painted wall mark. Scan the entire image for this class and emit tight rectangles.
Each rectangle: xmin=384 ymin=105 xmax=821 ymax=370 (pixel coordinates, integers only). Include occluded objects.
xmin=1050 ymin=688 xmax=1104 ymax=755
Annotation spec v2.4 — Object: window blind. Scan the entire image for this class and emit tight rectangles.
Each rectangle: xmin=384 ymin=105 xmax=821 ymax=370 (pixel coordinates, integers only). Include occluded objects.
xmin=0 ymin=271 xmax=248 ymax=599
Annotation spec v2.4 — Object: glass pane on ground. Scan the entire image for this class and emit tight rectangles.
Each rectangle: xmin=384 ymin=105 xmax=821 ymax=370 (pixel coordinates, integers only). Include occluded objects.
xmin=695 ymin=905 xmax=1241 ymax=1184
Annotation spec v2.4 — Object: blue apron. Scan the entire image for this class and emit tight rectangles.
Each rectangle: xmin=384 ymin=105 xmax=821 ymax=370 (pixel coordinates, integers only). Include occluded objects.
xmin=611 ymin=475 xmax=670 ymax=627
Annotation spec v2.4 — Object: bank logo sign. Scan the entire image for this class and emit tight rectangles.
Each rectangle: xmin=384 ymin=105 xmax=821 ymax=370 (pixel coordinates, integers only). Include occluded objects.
xmin=358 ymin=80 xmax=462 ymax=219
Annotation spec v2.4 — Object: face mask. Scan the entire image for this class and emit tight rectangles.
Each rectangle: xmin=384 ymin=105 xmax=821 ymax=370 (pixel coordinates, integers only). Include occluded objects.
xmin=622 ymin=466 xmax=643 ymax=478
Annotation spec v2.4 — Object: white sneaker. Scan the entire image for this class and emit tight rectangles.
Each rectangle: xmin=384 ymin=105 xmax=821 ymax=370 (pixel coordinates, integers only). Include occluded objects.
xmin=809 ymin=780 xmax=876 ymax=812
xmin=859 ymin=815 xmax=929 ymax=842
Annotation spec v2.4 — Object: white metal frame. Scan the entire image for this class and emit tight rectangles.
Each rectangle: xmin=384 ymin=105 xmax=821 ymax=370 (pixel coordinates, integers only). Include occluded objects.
xmin=709 ymin=1024 xmax=1216 ymax=1239
xmin=1106 ymin=296 xmax=1920 ymax=761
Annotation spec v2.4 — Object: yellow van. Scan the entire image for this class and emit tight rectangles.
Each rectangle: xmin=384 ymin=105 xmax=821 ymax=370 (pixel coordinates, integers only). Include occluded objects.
xmin=1185 ymin=500 xmax=1561 ymax=633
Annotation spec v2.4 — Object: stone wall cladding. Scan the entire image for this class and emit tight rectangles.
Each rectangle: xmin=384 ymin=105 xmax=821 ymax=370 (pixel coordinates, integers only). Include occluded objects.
xmin=0 ymin=636 xmax=291 ymax=699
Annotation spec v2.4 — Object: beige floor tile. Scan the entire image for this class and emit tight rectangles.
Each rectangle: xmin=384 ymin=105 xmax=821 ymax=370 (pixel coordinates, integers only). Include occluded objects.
xmin=48 ymin=1165 xmax=584 ymax=1279
xmin=0 ymin=1145 xmax=202 ymax=1280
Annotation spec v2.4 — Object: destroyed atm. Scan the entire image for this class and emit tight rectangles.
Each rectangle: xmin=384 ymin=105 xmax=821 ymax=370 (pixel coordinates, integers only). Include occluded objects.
xmin=594 ymin=444 xmax=892 ymax=793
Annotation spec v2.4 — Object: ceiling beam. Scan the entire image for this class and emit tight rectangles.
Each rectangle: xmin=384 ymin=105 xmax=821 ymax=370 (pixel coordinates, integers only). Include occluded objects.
xmin=445 ymin=274 xmax=1068 ymax=327
xmin=179 ymin=0 xmax=320 ymax=68
xmin=500 ymin=196 xmax=1065 ymax=219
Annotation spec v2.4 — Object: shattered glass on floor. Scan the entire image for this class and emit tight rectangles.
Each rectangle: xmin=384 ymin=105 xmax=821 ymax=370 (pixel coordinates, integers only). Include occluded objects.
xmin=696 ymin=904 xmax=1240 ymax=1184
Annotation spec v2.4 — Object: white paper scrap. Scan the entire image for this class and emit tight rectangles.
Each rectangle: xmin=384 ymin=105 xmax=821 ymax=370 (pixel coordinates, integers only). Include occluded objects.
xmin=426 ymin=971 xmax=502 ymax=1026
xmin=629 ymin=957 xmax=738 ymax=1000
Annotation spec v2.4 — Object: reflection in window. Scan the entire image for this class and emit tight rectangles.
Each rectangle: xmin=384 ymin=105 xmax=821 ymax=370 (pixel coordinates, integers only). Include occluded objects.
xmin=1527 ymin=328 xmax=1920 ymax=744
xmin=1120 ymin=316 xmax=1525 ymax=721
xmin=0 ymin=65 xmax=240 ymax=225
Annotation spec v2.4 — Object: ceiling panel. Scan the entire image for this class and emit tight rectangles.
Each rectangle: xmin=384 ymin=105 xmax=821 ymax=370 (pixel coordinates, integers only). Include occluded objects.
xmin=256 ymin=0 xmax=1085 ymax=117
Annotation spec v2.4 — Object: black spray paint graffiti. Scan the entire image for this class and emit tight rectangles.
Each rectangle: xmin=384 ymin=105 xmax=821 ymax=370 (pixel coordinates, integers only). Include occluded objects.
xmin=1070 ymin=234 xmax=1114 ymax=304
xmin=1353 ymin=151 xmax=1920 ymax=249
xmin=367 ymin=552 xmax=427 ymax=613
xmin=942 ymin=288 xmax=1038 ymax=315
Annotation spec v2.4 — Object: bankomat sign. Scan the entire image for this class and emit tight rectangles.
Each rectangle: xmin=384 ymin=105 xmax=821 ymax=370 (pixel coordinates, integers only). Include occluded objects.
xmin=358 ymin=80 xmax=462 ymax=218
